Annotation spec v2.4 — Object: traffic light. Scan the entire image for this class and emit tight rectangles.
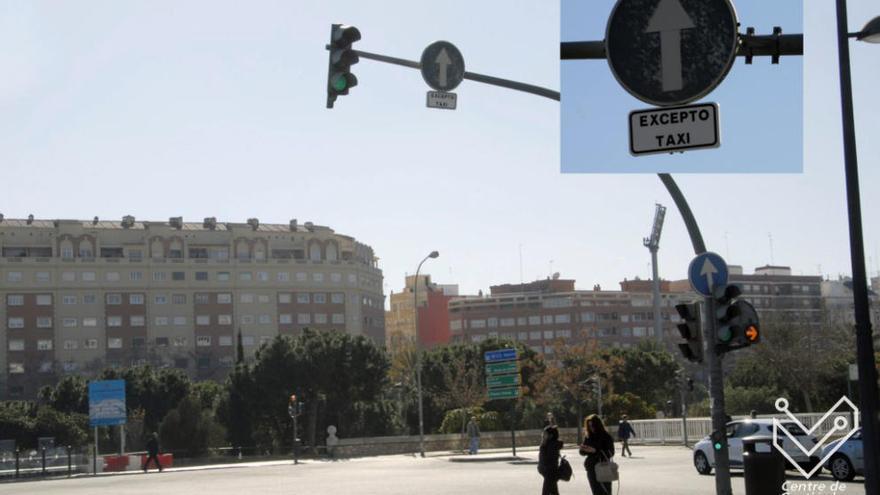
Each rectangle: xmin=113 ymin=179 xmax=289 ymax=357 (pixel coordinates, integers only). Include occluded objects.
xmin=710 ymin=429 xmax=726 ymax=451
xmin=288 ymin=394 xmax=297 ymax=418
xmin=326 ymin=24 xmax=361 ymax=108
xmin=713 ymin=284 xmax=761 ymax=354
xmin=675 ymin=302 xmax=703 ymax=363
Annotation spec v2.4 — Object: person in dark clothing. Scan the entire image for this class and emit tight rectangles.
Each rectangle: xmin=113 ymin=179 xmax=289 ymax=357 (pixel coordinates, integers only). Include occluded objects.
xmin=538 ymin=425 xmax=563 ymax=495
xmin=580 ymin=414 xmax=614 ymax=495
xmin=143 ymin=432 xmax=163 ymax=472
xmin=617 ymin=414 xmax=635 ymax=457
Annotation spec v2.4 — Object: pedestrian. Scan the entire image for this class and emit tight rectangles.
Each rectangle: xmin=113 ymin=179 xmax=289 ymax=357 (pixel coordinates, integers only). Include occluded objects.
xmin=538 ymin=425 xmax=563 ymax=495
xmin=143 ymin=432 xmax=163 ymax=472
xmin=543 ymin=411 xmax=556 ymax=428
xmin=580 ymin=414 xmax=614 ymax=495
xmin=617 ymin=414 xmax=635 ymax=457
xmin=749 ymin=410 xmax=758 ymax=419
xmin=467 ymin=416 xmax=480 ymax=455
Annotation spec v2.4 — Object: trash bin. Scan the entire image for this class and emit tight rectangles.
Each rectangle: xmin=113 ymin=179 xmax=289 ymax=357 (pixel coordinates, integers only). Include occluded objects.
xmin=742 ymin=436 xmax=786 ymax=495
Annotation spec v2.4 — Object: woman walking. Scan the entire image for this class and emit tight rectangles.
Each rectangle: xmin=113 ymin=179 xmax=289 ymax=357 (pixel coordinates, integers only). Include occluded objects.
xmin=580 ymin=414 xmax=614 ymax=495
xmin=538 ymin=425 xmax=563 ymax=495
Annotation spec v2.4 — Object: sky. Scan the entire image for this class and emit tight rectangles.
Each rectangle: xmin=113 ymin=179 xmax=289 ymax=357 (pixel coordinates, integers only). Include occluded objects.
xmin=561 ymin=0 xmax=803 ymax=173
xmin=0 ymin=1 xmax=878 ymax=305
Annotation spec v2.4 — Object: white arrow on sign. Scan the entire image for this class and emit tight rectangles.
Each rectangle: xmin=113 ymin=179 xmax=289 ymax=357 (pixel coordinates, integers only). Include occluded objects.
xmin=700 ymin=257 xmax=718 ymax=291
xmin=435 ymin=48 xmax=452 ymax=88
xmin=646 ymin=0 xmax=695 ymax=92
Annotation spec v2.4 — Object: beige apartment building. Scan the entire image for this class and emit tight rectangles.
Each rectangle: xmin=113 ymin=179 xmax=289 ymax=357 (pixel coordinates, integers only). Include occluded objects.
xmin=0 ymin=216 xmax=385 ymax=398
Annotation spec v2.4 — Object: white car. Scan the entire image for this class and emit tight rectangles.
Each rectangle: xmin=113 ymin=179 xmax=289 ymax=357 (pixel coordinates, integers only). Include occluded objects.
xmin=823 ymin=428 xmax=863 ymax=481
xmin=693 ymin=419 xmax=819 ymax=475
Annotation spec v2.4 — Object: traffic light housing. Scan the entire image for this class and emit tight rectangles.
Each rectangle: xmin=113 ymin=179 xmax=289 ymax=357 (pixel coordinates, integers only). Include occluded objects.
xmin=713 ymin=284 xmax=761 ymax=354
xmin=675 ymin=302 xmax=703 ymax=363
xmin=710 ymin=429 xmax=726 ymax=451
xmin=288 ymin=394 xmax=297 ymax=418
xmin=326 ymin=24 xmax=361 ymax=108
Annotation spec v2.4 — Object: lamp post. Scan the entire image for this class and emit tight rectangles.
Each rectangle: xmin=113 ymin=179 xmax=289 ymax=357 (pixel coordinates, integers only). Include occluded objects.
xmin=414 ymin=250 xmax=439 ymax=458
xmin=835 ymin=3 xmax=880 ymax=493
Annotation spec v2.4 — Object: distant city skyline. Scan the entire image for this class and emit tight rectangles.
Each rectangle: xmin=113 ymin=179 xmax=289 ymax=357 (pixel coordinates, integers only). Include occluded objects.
xmin=0 ymin=1 xmax=877 ymax=307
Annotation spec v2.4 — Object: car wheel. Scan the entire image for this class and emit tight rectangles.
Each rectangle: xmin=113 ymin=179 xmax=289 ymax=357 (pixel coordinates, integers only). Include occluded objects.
xmin=694 ymin=451 xmax=712 ymax=475
xmin=829 ymin=455 xmax=855 ymax=482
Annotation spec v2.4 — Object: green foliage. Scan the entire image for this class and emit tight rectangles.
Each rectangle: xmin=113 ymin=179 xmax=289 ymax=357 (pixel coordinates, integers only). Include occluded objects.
xmin=602 ymin=393 xmax=657 ymax=424
xmin=722 ymin=385 xmax=783 ymax=415
xmin=33 ymin=407 xmax=88 ymax=447
xmin=438 ymin=407 xmax=504 ymax=433
xmin=158 ymin=395 xmax=224 ymax=457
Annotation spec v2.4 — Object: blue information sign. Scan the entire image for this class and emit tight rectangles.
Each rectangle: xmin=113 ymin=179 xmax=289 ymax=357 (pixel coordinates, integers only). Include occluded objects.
xmin=88 ymin=380 xmax=127 ymax=427
xmin=484 ymin=348 xmax=518 ymax=363
xmin=688 ymin=251 xmax=728 ymax=296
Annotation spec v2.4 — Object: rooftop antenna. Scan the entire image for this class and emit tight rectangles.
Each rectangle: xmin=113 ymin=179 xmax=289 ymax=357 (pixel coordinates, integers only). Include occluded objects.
xmin=768 ymin=233 xmax=775 ymax=265
xmin=643 ymin=203 xmax=667 ymax=345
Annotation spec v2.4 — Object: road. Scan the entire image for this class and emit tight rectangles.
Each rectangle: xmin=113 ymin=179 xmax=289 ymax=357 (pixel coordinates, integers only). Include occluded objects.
xmin=1 ymin=445 xmax=863 ymax=495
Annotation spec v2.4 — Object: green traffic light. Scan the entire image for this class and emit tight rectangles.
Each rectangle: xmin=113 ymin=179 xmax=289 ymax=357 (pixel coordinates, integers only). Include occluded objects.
xmin=714 ymin=442 xmax=722 ymax=450
xmin=718 ymin=327 xmax=732 ymax=342
xmin=331 ymin=74 xmax=348 ymax=92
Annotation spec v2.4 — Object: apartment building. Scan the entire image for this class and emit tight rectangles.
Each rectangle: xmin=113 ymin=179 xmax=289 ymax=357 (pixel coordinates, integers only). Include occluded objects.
xmin=385 ymin=275 xmax=457 ymax=353
xmin=447 ymin=276 xmax=690 ymax=355
xmin=0 ymin=216 xmax=385 ymax=398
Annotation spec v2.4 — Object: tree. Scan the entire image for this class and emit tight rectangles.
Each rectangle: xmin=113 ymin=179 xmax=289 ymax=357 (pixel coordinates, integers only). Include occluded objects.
xmin=159 ymin=395 xmax=224 ymax=457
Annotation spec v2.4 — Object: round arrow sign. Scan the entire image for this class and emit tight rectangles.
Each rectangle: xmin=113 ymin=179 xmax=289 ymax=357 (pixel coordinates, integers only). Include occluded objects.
xmin=605 ymin=0 xmax=739 ymax=106
xmin=420 ymin=41 xmax=465 ymax=92
xmin=687 ymin=251 xmax=729 ymax=296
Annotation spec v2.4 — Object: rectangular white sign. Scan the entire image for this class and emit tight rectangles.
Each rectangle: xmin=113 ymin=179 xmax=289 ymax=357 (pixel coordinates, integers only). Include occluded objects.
xmin=426 ymin=91 xmax=457 ymax=110
xmin=629 ymin=103 xmax=720 ymax=156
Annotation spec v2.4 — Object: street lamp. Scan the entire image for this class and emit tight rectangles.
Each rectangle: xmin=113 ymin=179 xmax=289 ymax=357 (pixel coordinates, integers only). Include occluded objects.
xmin=835 ymin=2 xmax=880 ymax=493
xmin=414 ymin=250 xmax=439 ymax=458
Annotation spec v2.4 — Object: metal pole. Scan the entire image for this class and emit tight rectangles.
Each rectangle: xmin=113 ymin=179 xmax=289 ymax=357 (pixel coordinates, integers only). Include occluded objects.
xmin=596 ymin=376 xmax=603 ymax=418
xmin=41 ymin=447 xmax=46 ymax=475
xmin=120 ymin=424 xmax=125 ymax=455
xmin=680 ymin=383 xmax=689 ymax=447
xmin=67 ymin=445 xmax=72 ymax=477
xmin=836 ymin=2 xmax=880 ymax=492
xmin=651 ymin=248 xmax=663 ymax=344
xmin=14 ymin=449 xmax=19 ymax=478
xmin=560 ymin=34 xmax=803 ymax=60
xmin=93 ymin=427 xmax=98 ymax=475
xmin=293 ymin=413 xmax=298 ymax=465
xmin=414 ymin=254 xmax=432 ymax=458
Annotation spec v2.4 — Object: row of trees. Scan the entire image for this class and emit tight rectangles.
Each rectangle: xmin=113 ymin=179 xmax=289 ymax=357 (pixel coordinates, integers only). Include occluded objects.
xmin=4 ymin=313 xmax=870 ymax=454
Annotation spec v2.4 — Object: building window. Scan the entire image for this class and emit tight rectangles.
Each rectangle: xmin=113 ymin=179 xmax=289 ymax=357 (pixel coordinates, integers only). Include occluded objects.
xmin=106 ymin=272 xmax=120 ymax=282
xmin=82 ymin=317 xmax=98 ymax=327
xmin=62 ymin=271 xmax=76 ymax=282
xmin=62 ymin=247 xmax=74 ymax=259
xmin=155 ymin=337 xmax=169 ymax=347
xmin=154 ymin=294 xmax=168 ymax=305
xmin=450 ymin=320 xmax=462 ymax=330
xmin=542 ymin=315 xmax=553 ymax=324
xmin=296 ymin=272 xmax=308 ymax=282
xmin=218 ymin=315 xmax=232 ymax=325
xmin=107 ymin=294 xmax=122 ymax=305
xmin=217 ymin=271 xmax=231 ymax=281
xmin=85 ymin=339 xmax=99 ymax=349
xmin=218 ymin=293 xmax=232 ymax=304
xmin=8 ymin=363 xmax=25 ymax=374
xmin=132 ymin=337 xmax=145 ymax=348
xmin=155 ymin=316 xmax=169 ymax=326
xmin=239 ymin=271 xmax=253 ymax=281
xmin=314 ymin=293 xmax=327 ymax=304
xmin=173 ymin=316 xmax=187 ymax=326
xmin=173 ymin=337 xmax=187 ymax=347
xmin=172 ymin=271 xmax=185 ymax=281
xmin=130 ymin=294 xmax=144 ymax=305
xmin=64 ymin=340 xmax=78 ymax=350
xmin=297 ymin=293 xmax=310 ymax=304
xmin=196 ymin=336 xmax=211 ymax=347
xmin=195 ymin=293 xmax=210 ymax=304
xmin=278 ymin=293 xmax=292 ymax=304
xmin=332 ymin=313 xmax=345 ymax=325
xmin=82 ymin=271 xmax=96 ymax=282
xmin=279 ymin=314 xmax=293 ymax=324
xmin=219 ymin=336 xmax=233 ymax=346
xmin=107 ymin=316 xmax=122 ymax=327
xmin=6 ymin=272 xmax=22 ymax=282
xmin=130 ymin=271 xmax=143 ymax=281
xmin=297 ymin=313 xmax=311 ymax=324
xmin=258 ymin=294 xmax=270 ymax=303
xmin=83 ymin=294 xmax=97 ymax=304
xmin=331 ymin=293 xmax=345 ymax=304
xmin=313 ymin=273 xmax=325 ymax=283
xmin=331 ymin=273 xmax=342 ymax=283
xmin=487 ymin=318 xmax=498 ymax=328
xmin=554 ymin=314 xmax=571 ymax=324
xmin=196 ymin=315 xmax=211 ymax=326
xmin=153 ymin=271 xmax=167 ymax=281
xmin=7 ymin=294 xmax=24 ymax=306
xmin=62 ymin=295 xmax=77 ymax=305
xmin=172 ymin=294 xmax=187 ymax=304
xmin=8 ymin=317 xmax=25 ymax=329
xmin=501 ymin=318 xmax=516 ymax=327
xmin=242 ymin=336 xmax=255 ymax=346
xmin=528 ymin=315 xmax=541 ymax=325
xmin=241 ymin=293 xmax=255 ymax=303
xmin=258 ymin=314 xmax=272 ymax=324
xmin=277 ymin=272 xmax=290 ymax=282
xmin=37 ymin=317 xmax=52 ymax=328
xmin=195 ymin=271 xmax=209 ymax=281
xmin=63 ymin=318 xmax=78 ymax=328
xmin=314 ymin=313 xmax=327 ymax=324
xmin=257 ymin=271 xmax=269 ymax=282
xmin=8 ymin=339 xmax=25 ymax=351
xmin=470 ymin=319 xmax=486 ymax=329
xmin=108 ymin=338 xmax=123 ymax=349
xmin=543 ymin=330 xmax=554 ymax=339
xmin=241 ymin=315 xmax=254 ymax=324
xmin=36 ymin=272 xmax=51 ymax=283
xmin=130 ymin=316 xmax=145 ymax=327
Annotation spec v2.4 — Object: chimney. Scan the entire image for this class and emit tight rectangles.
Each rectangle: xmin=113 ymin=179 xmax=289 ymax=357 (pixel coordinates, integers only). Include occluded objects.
xmin=27 ymin=214 xmax=34 ymax=225
xmin=121 ymin=215 xmax=135 ymax=228
xmin=169 ymin=217 xmax=183 ymax=229
xmin=304 ymin=221 xmax=314 ymax=232
xmin=289 ymin=219 xmax=298 ymax=231
xmin=247 ymin=218 xmax=260 ymax=231
xmin=203 ymin=217 xmax=217 ymax=230
xmin=93 ymin=216 xmax=99 ymax=225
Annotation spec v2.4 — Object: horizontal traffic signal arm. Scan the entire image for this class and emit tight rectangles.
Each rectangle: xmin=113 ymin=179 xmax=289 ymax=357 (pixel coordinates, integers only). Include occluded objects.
xmin=561 ymin=32 xmax=803 ymax=60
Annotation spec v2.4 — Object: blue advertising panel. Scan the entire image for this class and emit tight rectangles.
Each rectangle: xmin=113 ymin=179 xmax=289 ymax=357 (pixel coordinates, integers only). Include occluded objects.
xmin=88 ymin=380 xmax=127 ymax=427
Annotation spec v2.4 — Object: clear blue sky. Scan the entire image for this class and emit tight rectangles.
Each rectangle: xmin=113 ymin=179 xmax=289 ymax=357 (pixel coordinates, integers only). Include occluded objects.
xmin=0 ymin=1 xmax=878 ymax=303
xmin=561 ymin=0 xmax=803 ymax=173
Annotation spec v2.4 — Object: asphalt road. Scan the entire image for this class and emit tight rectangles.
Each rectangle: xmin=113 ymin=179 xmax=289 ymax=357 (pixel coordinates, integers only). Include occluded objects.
xmin=1 ymin=445 xmax=865 ymax=495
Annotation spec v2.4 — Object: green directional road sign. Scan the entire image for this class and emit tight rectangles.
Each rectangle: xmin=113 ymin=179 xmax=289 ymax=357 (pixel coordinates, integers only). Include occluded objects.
xmin=485 ymin=362 xmax=518 ymax=375
xmin=487 ymin=374 xmax=521 ymax=388
xmin=488 ymin=386 xmax=521 ymax=400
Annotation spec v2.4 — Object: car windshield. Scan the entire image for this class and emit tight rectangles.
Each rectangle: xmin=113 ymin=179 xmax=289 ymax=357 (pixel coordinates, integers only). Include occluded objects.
xmin=777 ymin=422 xmax=808 ymax=436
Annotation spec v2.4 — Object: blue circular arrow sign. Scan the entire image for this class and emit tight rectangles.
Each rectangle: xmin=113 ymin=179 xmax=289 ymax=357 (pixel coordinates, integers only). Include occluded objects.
xmin=688 ymin=251 xmax=728 ymax=296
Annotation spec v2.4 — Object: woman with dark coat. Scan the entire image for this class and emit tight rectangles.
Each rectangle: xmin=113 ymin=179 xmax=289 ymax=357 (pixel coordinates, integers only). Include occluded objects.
xmin=580 ymin=414 xmax=615 ymax=495
xmin=538 ymin=425 xmax=563 ymax=495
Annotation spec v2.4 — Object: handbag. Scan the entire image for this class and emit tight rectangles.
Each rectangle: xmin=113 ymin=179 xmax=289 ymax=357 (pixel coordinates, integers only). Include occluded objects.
xmin=558 ymin=455 xmax=573 ymax=482
xmin=594 ymin=451 xmax=619 ymax=483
